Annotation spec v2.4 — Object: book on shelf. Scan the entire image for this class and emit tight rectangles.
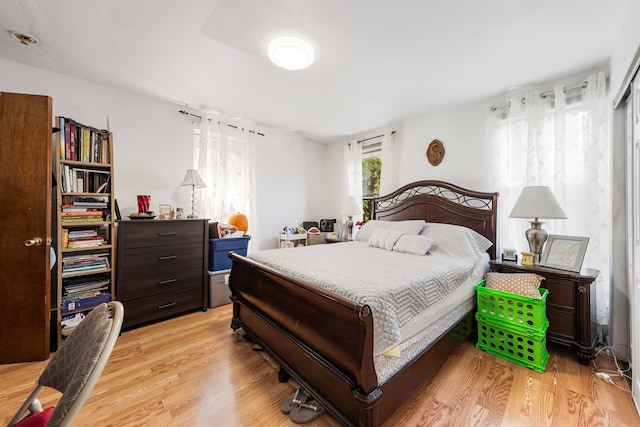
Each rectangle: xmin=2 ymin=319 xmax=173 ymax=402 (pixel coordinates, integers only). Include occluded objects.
xmin=61 ymin=211 xmax=102 ymax=217
xmin=60 ymin=165 xmax=110 ymax=193
xmin=67 ymin=196 xmax=108 ymax=207
xmin=59 ymin=117 xmax=110 ymax=164
xmin=61 ymin=292 xmax=111 ymax=314
xmin=67 ymin=229 xmax=98 ymax=238
xmin=61 ymin=217 xmax=105 ymax=223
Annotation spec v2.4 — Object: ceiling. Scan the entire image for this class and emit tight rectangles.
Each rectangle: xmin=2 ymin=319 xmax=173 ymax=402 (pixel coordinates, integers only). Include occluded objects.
xmin=0 ymin=0 xmax=629 ymax=143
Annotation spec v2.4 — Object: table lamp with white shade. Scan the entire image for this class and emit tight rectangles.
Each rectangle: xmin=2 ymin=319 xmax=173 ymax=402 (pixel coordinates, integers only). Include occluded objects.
xmin=180 ymin=169 xmax=206 ymax=218
xmin=509 ymin=186 xmax=567 ymax=263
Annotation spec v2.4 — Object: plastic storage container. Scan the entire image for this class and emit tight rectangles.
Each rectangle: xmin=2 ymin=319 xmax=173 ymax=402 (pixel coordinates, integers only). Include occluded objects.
xmin=208 ymin=269 xmax=231 ymax=308
xmin=208 ymin=235 xmax=251 ymax=271
xmin=476 ymin=313 xmax=549 ymax=373
xmin=475 ymin=280 xmax=548 ymax=329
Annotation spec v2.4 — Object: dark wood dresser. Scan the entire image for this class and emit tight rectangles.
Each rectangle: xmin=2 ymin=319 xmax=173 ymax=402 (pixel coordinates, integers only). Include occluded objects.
xmin=489 ymin=260 xmax=599 ymax=364
xmin=116 ymin=219 xmax=208 ymax=330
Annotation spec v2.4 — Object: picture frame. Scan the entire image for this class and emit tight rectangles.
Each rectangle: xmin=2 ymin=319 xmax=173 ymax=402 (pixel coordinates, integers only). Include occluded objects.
xmin=159 ymin=204 xmax=173 ymax=220
xmin=114 ymin=199 xmax=121 ymax=221
xmin=501 ymin=248 xmax=518 ymax=263
xmin=539 ymin=234 xmax=589 ymax=272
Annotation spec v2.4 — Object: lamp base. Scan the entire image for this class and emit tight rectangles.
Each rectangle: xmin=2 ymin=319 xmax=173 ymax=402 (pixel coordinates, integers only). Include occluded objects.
xmin=525 ymin=219 xmax=548 ymax=264
xmin=346 ymin=215 xmax=354 ymax=240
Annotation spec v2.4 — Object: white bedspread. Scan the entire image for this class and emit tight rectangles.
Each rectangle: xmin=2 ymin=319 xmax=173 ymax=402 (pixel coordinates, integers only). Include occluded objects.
xmin=250 ymin=241 xmax=486 ymax=356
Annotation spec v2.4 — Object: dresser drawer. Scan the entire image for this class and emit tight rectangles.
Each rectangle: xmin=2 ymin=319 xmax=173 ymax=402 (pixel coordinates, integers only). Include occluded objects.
xmin=120 ymin=243 xmax=203 ymax=275
xmin=547 ymin=307 xmax=575 ymax=340
xmin=118 ymin=267 xmax=203 ymax=300
xmin=119 ymin=220 xmax=205 ymax=248
xmin=122 ymin=288 xmax=203 ymax=329
xmin=542 ymin=280 xmax=575 ymax=309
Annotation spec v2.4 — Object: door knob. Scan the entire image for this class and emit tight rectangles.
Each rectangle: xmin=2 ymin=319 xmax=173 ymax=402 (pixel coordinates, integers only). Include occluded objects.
xmin=25 ymin=237 xmax=43 ymax=247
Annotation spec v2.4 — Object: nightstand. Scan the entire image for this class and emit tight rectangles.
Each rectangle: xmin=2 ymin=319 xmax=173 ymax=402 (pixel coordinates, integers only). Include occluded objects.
xmin=489 ymin=260 xmax=600 ymax=364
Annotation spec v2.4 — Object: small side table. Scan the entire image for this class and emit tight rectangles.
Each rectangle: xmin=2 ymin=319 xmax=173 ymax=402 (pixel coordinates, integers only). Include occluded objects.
xmin=489 ymin=260 xmax=600 ymax=364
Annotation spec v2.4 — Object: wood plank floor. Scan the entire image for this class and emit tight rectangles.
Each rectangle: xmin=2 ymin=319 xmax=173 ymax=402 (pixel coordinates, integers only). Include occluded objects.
xmin=1 ymin=305 xmax=638 ymax=426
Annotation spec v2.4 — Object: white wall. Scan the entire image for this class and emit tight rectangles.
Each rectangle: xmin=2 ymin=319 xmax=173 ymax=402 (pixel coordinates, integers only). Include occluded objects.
xmin=610 ymin=1 xmax=640 ymax=103
xmin=325 ymin=100 xmax=492 ymax=205
xmin=0 ymin=58 xmax=327 ymax=251
xmin=396 ymin=103 xmax=491 ymax=191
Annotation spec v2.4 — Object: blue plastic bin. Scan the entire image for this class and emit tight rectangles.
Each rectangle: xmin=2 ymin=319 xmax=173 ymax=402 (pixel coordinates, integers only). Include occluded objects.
xmin=209 ymin=235 xmax=251 ymax=271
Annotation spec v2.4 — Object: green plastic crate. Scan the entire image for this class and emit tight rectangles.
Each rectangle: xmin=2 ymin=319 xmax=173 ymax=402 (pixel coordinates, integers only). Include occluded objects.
xmin=476 ymin=280 xmax=548 ymax=330
xmin=475 ymin=313 xmax=549 ymax=373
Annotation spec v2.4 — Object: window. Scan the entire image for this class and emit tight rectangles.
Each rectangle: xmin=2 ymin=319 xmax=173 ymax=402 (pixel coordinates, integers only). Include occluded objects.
xmin=361 ymin=140 xmax=382 ymax=222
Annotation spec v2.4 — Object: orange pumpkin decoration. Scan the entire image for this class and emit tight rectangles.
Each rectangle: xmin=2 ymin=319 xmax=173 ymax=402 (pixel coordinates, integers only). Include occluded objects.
xmin=228 ymin=212 xmax=249 ymax=233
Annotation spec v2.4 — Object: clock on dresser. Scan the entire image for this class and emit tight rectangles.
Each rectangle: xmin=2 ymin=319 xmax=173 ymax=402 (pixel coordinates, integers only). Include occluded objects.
xmin=489 ymin=259 xmax=600 ymax=364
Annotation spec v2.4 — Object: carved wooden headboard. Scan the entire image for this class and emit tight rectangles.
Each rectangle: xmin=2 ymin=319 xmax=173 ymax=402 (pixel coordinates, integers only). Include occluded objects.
xmin=371 ymin=180 xmax=498 ymax=260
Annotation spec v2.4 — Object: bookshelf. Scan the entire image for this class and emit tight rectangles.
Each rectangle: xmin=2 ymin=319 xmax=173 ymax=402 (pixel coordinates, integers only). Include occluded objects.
xmin=53 ymin=117 xmax=115 ymax=347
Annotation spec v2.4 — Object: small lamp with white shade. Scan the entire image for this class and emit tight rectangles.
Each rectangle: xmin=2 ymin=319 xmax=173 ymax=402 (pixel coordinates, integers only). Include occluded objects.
xmin=509 ymin=186 xmax=567 ymax=264
xmin=341 ymin=196 xmax=363 ymax=241
xmin=180 ymin=169 xmax=206 ymax=218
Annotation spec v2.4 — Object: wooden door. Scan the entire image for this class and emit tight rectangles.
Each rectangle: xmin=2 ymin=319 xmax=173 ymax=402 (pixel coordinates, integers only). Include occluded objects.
xmin=0 ymin=92 xmax=52 ymax=363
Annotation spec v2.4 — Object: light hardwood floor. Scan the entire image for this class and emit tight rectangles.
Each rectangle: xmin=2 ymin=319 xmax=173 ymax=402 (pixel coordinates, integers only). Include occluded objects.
xmin=1 ymin=305 xmax=638 ymax=426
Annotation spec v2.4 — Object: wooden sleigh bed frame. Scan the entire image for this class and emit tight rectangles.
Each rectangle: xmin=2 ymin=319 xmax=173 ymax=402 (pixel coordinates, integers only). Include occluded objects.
xmin=228 ymin=180 xmax=498 ymax=426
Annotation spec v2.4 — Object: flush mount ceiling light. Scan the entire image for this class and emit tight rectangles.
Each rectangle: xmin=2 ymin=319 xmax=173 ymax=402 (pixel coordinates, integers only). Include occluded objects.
xmin=267 ymin=36 xmax=314 ymax=70
xmin=8 ymin=30 xmax=39 ymax=46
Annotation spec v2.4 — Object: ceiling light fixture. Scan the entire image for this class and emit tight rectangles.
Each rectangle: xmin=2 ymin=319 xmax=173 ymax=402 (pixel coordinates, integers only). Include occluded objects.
xmin=267 ymin=36 xmax=314 ymax=71
xmin=8 ymin=30 xmax=39 ymax=46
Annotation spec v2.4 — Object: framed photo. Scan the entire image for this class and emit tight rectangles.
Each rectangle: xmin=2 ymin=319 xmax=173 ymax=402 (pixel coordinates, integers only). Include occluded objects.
xmin=501 ymin=248 xmax=518 ymax=263
xmin=159 ymin=204 xmax=172 ymax=220
xmin=539 ymin=235 xmax=589 ymax=272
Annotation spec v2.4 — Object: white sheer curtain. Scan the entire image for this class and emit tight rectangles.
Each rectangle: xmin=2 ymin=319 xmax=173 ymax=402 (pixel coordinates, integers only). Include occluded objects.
xmin=343 ymin=139 xmax=363 ymax=201
xmin=379 ymin=129 xmax=397 ymax=195
xmin=195 ymin=113 xmax=258 ymax=252
xmin=487 ymin=71 xmax=611 ymax=326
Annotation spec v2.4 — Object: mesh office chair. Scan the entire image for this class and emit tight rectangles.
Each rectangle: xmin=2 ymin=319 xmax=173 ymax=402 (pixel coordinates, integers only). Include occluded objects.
xmin=8 ymin=301 xmax=124 ymax=427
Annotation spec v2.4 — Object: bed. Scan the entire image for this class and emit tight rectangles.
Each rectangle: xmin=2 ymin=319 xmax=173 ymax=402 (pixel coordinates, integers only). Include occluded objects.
xmin=228 ymin=180 xmax=498 ymax=426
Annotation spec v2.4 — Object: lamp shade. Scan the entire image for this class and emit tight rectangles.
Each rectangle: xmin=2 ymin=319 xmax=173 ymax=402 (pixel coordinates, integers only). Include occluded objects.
xmin=180 ymin=169 xmax=206 ymax=188
xmin=341 ymin=196 xmax=363 ymax=216
xmin=509 ymin=186 xmax=567 ymax=219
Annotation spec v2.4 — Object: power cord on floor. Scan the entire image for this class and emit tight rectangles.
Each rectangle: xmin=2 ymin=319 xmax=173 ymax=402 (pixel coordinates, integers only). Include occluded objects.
xmin=592 ymin=344 xmax=631 ymax=392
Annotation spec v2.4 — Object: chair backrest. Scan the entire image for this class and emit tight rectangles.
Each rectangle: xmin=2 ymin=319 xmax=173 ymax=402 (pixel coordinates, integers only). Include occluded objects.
xmin=41 ymin=301 xmax=124 ymax=427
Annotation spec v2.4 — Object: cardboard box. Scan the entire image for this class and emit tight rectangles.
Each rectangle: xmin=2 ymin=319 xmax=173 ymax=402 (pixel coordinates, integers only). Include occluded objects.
xmin=208 ymin=235 xmax=251 ymax=271
xmin=209 ymin=269 xmax=231 ymax=308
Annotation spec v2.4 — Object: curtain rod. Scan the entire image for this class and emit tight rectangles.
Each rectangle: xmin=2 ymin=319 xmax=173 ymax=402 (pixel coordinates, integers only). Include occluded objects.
xmin=490 ymin=80 xmax=589 ymax=112
xmin=178 ymin=110 xmax=265 ymax=136
xmin=356 ymin=131 xmax=396 ymax=144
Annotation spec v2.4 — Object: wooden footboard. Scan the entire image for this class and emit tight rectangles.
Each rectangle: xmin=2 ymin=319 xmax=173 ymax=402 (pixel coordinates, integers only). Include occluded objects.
xmin=229 ymin=252 xmax=381 ymax=425
xmin=229 ymin=252 xmax=474 ymax=426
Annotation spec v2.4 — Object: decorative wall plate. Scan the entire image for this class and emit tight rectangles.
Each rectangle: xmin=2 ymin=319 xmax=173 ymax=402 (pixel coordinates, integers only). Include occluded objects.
xmin=426 ymin=139 xmax=445 ymax=166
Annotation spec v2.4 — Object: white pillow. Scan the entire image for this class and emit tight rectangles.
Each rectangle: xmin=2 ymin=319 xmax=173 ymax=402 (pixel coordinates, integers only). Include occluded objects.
xmin=356 ymin=220 xmax=425 ymax=242
xmin=357 ymin=220 xmax=391 ymax=242
xmin=368 ymin=228 xmax=404 ymax=250
xmin=392 ymin=235 xmax=434 ymax=255
xmin=420 ymin=223 xmax=493 ymax=258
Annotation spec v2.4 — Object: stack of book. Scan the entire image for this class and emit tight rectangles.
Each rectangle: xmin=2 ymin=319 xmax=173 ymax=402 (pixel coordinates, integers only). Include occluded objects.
xmin=60 ymin=197 xmax=108 ymax=223
xmin=65 ymin=229 xmax=106 ymax=248
xmin=61 ymin=275 xmax=111 ymax=314
xmin=61 ymin=211 xmax=104 ymax=223
xmin=62 ymin=253 xmax=110 ymax=275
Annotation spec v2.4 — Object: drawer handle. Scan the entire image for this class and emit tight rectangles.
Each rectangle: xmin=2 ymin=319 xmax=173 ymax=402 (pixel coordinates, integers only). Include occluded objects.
xmin=158 ymin=278 xmax=177 ymax=286
xmin=159 ymin=232 xmax=177 ymax=236
xmin=157 ymin=302 xmax=176 ymax=310
xmin=159 ymin=255 xmax=177 ymax=261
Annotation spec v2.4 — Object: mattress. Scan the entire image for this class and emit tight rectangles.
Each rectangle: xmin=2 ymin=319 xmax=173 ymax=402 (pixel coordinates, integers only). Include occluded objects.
xmin=250 ymin=239 xmax=488 ymax=357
